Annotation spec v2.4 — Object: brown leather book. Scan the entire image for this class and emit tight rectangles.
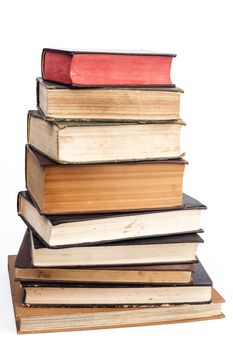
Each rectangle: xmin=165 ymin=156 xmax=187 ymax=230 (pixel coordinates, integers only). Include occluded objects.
xmin=26 ymin=145 xmax=187 ymax=215
xmin=15 ymin=231 xmax=195 ymax=284
xmin=8 ymin=256 xmax=225 ymax=334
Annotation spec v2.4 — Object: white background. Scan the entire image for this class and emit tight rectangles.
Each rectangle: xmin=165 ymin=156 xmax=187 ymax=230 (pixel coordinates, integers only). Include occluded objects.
xmin=0 ymin=0 xmax=232 ymax=347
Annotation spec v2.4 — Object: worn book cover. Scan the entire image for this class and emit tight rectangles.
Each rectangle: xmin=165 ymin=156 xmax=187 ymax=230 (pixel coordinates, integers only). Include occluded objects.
xmin=17 ymin=190 xmax=205 ymax=247
xmin=42 ymin=48 xmax=176 ymax=87
xmin=27 ymin=109 xmax=185 ymax=164
xmin=37 ymin=78 xmax=183 ymax=122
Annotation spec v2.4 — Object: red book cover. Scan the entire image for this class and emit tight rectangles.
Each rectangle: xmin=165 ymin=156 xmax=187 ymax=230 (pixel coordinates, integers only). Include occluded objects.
xmin=42 ymin=48 xmax=176 ymax=87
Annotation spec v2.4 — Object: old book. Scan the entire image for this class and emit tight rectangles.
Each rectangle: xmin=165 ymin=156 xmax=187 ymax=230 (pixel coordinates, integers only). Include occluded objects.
xmin=42 ymin=49 xmax=176 ymax=87
xmin=19 ymin=229 xmax=203 ymax=267
xmin=27 ymin=110 xmax=185 ymax=164
xmin=18 ymin=191 xmax=206 ymax=247
xmin=8 ymin=256 xmax=225 ymax=334
xmin=21 ymin=261 xmax=212 ymax=306
xmin=37 ymin=78 xmax=182 ymax=122
xmin=15 ymin=232 xmax=195 ymax=284
xmin=26 ymin=145 xmax=186 ymax=214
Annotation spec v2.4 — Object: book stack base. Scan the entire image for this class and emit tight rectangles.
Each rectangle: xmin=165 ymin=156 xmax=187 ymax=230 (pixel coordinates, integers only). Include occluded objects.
xmin=8 ymin=256 xmax=225 ymax=335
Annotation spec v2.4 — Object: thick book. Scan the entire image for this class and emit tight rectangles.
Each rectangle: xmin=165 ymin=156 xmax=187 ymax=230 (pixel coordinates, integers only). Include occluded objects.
xmin=15 ymin=232 xmax=195 ymax=284
xmin=18 ymin=191 xmax=206 ymax=247
xmin=18 ymin=229 xmax=203 ymax=267
xmin=28 ymin=110 xmax=185 ymax=164
xmin=21 ymin=261 xmax=212 ymax=306
xmin=42 ymin=49 xmax=176 ymax=87
xmin=26 ymin=145 xmax=187 ymax=214
xmin=8 ymin=256 xmax=225 ymax=334
xmin=37 ymin=78 xmax=182 ymax=122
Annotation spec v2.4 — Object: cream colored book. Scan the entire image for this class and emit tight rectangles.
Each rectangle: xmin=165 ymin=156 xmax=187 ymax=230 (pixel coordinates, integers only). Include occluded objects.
xmin=24 ymin=229 xmax=203 ymax=267
xmin=37 ymin=78 xmax=183 ymax=121
xmin=28 ymin=110 xmax=185 ymax=164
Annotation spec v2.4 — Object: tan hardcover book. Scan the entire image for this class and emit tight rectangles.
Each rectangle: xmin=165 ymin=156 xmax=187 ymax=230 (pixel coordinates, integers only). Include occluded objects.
xmin=15 ymin=265 xmax=193 ymax=285
xmin=37 ymin=78 xmax=183 ymax=121
xmin=8 ymin=256 xmax=225 ymax=334
xmin=27 ymin=110 xmax=185 ymax=164
xmin=26 ymin=145 xmax=186 ymax=214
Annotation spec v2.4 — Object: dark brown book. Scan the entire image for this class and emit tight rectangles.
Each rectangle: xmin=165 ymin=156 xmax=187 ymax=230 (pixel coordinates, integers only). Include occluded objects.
xmin=26 ymin=145 xmax=187 ymax=215
xmin=20 ymin=260 xmax=213 ymax=306
xmin=15 ymin=232 xmax=195 ymax=284
xmin=8 ymin=256 xmax=225 ymax=334
xmin=16 ymin=229 xmax=203 ymax=267
xmin=42 ymin=49 xmax=176 ymax=87
xmin=18 ymin=190 xmax=205 ymax=247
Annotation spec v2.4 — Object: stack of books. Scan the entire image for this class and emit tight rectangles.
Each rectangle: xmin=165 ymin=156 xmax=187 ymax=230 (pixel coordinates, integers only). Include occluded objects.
xmin=9 ymin=49 xmax=224 ymax=334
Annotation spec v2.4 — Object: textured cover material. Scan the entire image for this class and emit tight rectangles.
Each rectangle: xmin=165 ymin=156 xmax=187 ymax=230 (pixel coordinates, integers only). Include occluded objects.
xmin=41 ymin=49 xmax=176 ymax=87
xmin=8 ymin=256 xmax=225 ymax=335
xmin=43 ymin=48 xmax=176 ymax=56
xmin=15 ymin=231 xmax=195 ymax=272
xmin=37 ymin=77 xmax=183 ymax=94
xmin=18 ymin=190 xmax=207 ymax=227
xmin=15 ymin=232 xmax=33 ymax=268
xmin=29 ymin=109 xmax=186 ymax=126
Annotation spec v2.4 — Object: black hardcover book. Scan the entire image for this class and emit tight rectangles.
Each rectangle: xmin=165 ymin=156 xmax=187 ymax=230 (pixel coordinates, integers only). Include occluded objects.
xmin=16 ymin=229 xmax=203 ymax=267
xmin=17 ymin=190 xmax=206 ymax=247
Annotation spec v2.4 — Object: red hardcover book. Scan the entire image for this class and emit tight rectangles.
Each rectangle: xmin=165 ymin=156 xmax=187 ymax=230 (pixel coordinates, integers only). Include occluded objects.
xmin=42 ymin=48 xmax=176 ymax=87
